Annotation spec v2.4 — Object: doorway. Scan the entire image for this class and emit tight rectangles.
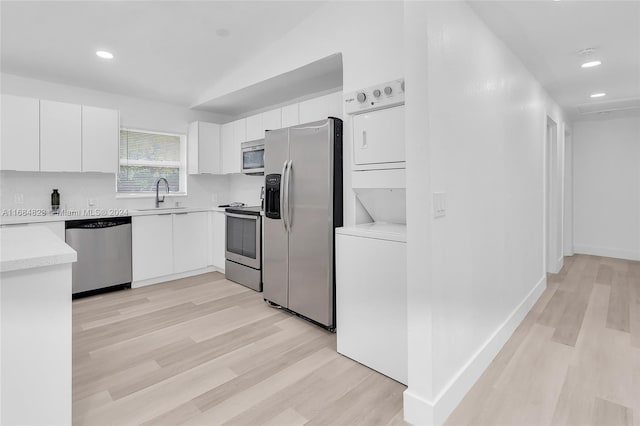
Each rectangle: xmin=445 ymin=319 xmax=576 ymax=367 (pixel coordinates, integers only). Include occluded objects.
xmin=546 ymin=117 xmax=563 ymax=273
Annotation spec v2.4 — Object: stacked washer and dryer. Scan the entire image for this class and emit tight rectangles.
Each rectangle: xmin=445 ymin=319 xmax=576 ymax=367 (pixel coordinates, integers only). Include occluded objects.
xmin=336 ymin=79 xmax=408 ymax=385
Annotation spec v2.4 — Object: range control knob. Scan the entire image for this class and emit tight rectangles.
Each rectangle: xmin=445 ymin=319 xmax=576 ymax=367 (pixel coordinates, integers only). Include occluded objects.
xmin=384 ymin=86 xmax=393 ymax=95
xmin=356 ymin=92 xmax=367 ymax=103
xmin=373 ymin=89 xmax=381 ymax=98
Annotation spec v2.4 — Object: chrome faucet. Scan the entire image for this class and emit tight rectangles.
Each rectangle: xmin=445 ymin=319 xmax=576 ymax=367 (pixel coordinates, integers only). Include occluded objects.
xmin=155 ymin=177 xmax=169 ymax=208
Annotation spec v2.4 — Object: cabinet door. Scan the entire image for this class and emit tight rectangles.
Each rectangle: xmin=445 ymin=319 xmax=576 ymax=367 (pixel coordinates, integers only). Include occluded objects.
xmin=82 ymin=105 xmax=119 ymax=173
xmin=220 ymin=122 xmax=234 ymax=175
xmin=299 ymin=92 xmax=342 ymax=124
xmin=222 ymin=119 xmax=244 ymax=174
xmin=200 ymin=122 xmax=221 ymax=174
xmin=189 ymin=122 xmax=221 ymax=175
xmin=1 ymin=95 xmax=40 ymax=171
xmin=353 ymin=105 xmax=405 ymax=166
xmin=132 ymin=214 xmax=173 ymax=281
xmin=262 ymin=109 xmax=281 ymax=133
xmin=212 ymin=212 xmax=226 ymax=270
xmin=327 ymin=91 xmax=343 ymax=119
xmin=281 ymin=104 xmax=299 ymax=128
xmin=173 ymin=212 xmax=208 ymax=273
xmin=245 ymin=114 xmax=263 ymax=141
xmin=40 ymin=100 xmax=82 ymax=172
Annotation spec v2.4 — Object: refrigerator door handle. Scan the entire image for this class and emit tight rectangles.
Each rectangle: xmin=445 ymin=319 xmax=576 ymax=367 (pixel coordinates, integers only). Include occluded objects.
xmin=286 ymin=160 xmax=293 ymax=229
xmin=280 ymin=160 xmax=288 ymax=231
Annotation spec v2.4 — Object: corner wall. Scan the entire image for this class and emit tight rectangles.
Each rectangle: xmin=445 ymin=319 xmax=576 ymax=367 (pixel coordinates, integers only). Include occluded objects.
xmin=573 ymin=116 xmax=640 ymax=261
xmin=404 ymin=2 xmax=567 ymax=424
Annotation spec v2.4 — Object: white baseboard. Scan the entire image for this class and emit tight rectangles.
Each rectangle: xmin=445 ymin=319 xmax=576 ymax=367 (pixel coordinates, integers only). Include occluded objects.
xmin=132 ymin=266 xmax=223 ymax=288
xmin=573 ymin=245 xmax=640 ymax=261
xmin=404 ymin=274 xmax=547 ymax=426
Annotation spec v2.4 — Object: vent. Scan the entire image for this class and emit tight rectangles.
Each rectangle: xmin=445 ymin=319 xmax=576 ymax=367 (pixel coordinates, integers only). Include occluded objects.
xmin=577 ymin=98 xmax=640 ymax=115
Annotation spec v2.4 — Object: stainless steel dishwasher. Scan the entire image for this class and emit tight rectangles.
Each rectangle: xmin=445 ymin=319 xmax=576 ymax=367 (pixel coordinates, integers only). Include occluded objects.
xmin=65 ymin=217 xmax=132 ymax=298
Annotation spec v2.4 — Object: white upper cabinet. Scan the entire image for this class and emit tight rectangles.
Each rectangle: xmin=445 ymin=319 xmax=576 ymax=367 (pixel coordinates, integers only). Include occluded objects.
xmin=262 ymin=109 xmax=282 ymax=133
xmin=1 ymin=94 xmax=40 ymax=171
xmin=298 ymin=91 xmax=343 ymax=124
xmin=222 ymin=119 xmax=244 ymax=174
xmin=82 ymin=105 xmax=119 ymax=173
xmin=188 ymin=121 xmax=221 ymax=175
xmin=221 ymin=122 xmax=235 ymax=175
xmin=327 ymin=91 xmax=344 ymax=119
xmin=280 ymin=104 xmax=299 ymax=128
xmin=245 ymin=114 xmax=263 ymax=142
xmin=40 ymin=100 xmax=82 ymax=172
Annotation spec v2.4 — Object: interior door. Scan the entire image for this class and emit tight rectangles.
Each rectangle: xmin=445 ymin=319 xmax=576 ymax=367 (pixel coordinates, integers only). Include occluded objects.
xmin=262 ymin=128 xmax=289 ymax=307
xmin=288 ymin=119 xmax=334 ymax=327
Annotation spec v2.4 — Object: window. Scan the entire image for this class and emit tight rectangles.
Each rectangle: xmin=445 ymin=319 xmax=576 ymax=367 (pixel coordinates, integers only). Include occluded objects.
xmin=117 ymin=129 xmax=187 ymax=195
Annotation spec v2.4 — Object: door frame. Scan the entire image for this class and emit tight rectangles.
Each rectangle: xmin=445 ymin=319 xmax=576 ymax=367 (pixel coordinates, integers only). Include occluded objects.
xmin=545 ymin=116 xmax=564 ymax=274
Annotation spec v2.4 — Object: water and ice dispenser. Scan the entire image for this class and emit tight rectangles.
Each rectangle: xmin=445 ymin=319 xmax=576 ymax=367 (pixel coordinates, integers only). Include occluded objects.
xmin=264 ymin=174 xmax=281 ymax=220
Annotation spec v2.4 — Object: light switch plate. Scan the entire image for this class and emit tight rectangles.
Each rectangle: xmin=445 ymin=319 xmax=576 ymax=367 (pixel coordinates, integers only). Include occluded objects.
xmin=14 ymin=193 xmax=24 ymax=204
xmin=433 ymin=192 xmax=446 ymax=218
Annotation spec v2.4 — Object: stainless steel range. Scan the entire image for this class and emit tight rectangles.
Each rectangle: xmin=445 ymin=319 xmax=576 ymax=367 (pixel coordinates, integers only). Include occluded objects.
xmin=225 ymin=206 xmax=262 ymax=291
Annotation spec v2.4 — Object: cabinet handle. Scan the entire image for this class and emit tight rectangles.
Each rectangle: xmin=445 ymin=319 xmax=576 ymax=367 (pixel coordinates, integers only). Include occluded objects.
xmin=362 ymin=130 xmax=368 ymax=148
xmin=174 ymin=212 xmax=189 ymax=215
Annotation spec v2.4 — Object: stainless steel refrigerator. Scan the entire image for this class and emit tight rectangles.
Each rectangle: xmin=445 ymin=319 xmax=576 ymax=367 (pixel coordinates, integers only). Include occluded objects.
xmin=263 ymin=118 xmax=343 ymax=330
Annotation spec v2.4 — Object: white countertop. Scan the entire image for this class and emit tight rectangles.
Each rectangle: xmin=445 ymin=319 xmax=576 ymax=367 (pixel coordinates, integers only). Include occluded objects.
xmin=0 ymin=225 xmax=77 ymax=273
xmin=336 ymin=222 xmax=407 ymax=243
xmin=0 ymin=206 xmax=227 ymax=225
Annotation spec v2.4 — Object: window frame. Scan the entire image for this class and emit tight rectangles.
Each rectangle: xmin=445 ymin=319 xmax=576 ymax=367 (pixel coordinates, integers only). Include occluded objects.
xmin=115 ymin=127 xmax=188 ymax=198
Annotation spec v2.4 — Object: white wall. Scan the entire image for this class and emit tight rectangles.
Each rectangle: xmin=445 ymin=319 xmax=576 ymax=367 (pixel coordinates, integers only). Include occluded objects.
xmin=0 ymin=73 xmax=232 ymax=211
xmin=404 ymin=2 xmax=567 ymax=424
xmin=573 ymin=116 xmax=640 ymax=261
xmin=193 ymin=1 xmax=404 ymax=227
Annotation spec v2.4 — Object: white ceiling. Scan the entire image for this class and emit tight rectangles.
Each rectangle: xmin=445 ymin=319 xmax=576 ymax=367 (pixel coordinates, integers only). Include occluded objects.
xmin=3 ymin=1 xmax=638 ymax=121
xmin=195 ymin=54 xmax=343 ymax=116
xmin=0 ymin=1 xmax=326 ymax=107
xmin=469 ymin=1 xmax=640 ymax=121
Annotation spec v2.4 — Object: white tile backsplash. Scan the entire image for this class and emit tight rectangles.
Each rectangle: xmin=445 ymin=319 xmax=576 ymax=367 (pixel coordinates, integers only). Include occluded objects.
xmin=0 ymin=171 xmax=230 ymax=212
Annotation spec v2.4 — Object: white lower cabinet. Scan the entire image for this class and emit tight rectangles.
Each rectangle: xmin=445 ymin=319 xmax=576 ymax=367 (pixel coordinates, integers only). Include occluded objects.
xmin=173 ymin=212 xmax=208 ymax=273
xmin=133 ymin=211 xmax=223 ymax=284
xmin=132 ymin=214 xmax=173 ymax=282
xmin=212 ymin=211 xmax=226 ymax=271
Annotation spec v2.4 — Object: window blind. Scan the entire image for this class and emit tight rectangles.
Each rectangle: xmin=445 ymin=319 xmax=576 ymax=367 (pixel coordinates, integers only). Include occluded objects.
xmin=117 ymin=129 xmax=183 ymax=193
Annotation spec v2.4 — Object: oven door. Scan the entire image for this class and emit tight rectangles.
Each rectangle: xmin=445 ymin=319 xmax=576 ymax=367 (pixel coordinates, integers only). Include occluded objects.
xmin=225 ymin=213 xmax=261 ymax=270
xmin=241 ymin=142 xmax=265 ymax=175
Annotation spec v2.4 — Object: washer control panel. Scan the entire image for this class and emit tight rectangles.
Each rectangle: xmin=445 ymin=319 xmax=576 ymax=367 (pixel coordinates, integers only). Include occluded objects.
xmin=344 ymin=78 xmax=405 ymax=115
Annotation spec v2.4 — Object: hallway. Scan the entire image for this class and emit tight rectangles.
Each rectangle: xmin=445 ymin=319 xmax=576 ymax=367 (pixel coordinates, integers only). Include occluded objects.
xmin=446 ymin=254 xmax=640 ymax=425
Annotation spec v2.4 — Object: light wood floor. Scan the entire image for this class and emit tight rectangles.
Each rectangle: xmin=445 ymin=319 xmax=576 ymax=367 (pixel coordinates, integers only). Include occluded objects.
xmin=74 ymin=254 xmax=639 ymax=426
xmin=72 ymin=273 xmax=407 ymax=426
xmin=446 ymin=254 xmax=640 ymax=426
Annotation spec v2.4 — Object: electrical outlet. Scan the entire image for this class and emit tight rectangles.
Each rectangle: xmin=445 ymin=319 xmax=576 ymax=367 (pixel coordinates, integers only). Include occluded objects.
xmin=14 ymin=193 xmax=24 ymax=204
xmin=433 ymin=192 xmax=446 ymax=218
xmin=211 ymin=193 xmax=218 ymax=203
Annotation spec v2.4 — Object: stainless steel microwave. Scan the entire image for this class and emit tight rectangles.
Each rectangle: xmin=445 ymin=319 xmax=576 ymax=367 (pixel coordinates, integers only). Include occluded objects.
xmin=241 ymin=140 xmax=264 ymax=175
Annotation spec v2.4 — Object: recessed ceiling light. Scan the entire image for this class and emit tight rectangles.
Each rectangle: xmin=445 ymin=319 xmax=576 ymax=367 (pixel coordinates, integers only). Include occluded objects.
xmin=581 ymin=60 xmax=602 ymax=68
xmin=590 ymin=93 xmax=606 ymax=98
xmin=96 ymin=50 xmax=114 ymax=59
